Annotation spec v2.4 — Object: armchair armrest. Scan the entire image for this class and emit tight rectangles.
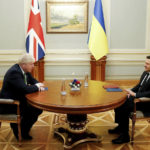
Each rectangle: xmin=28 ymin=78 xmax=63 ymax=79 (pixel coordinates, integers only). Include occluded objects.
xmin=0 ymin=99 xmax=14 ymax=104
xmin=0 ymin=99 xmax=20 ymax=116
xmin=139 ymin=97 xmax=150 ymax=102
xmin=0 ymin=99 xmax=19 ymax=105
xmin=133 ymin=97 xmax=150 ymax=114
xmin=134 ymin=97 xmax=150 ymax=104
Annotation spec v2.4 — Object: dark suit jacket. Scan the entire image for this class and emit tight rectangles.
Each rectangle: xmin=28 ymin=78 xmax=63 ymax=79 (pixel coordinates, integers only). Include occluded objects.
xmin=0 ymin=64 xmax=39 ymax=113
xmin=132 ymin=71 xmax=150 ymax=98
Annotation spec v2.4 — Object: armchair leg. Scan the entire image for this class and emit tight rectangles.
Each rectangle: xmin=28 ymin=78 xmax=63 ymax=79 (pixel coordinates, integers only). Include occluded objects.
xmin=18 ymin=122 xmax=22 ymax=146
xmin=131 ymin=117 xmax=136 ymax=142
xmin=0 ymin=122 xmax=1 ymax=128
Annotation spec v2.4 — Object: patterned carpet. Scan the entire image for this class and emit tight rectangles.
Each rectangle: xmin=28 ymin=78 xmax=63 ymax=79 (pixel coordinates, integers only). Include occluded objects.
xmin=1 ymin=110 xmax=150 ymax=150
xmin=1 ymin=80 xmax=150 ymax=150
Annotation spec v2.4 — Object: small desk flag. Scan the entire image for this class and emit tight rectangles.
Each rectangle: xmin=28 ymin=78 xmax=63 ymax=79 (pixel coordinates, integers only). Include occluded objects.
xmin=88 ymin=0 xmax=108 ymax=60
xmin=26 ymin=0 xmax=45 ymax=62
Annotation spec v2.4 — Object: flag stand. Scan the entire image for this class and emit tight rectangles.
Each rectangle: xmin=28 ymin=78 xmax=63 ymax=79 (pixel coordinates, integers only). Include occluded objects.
xmin=26 ymin=0 xmax=45 ymax=82
xmin=32 ymin=58 xmax=44 ymax=82
xmin=90 ymin=55 xmax=107 ymax=81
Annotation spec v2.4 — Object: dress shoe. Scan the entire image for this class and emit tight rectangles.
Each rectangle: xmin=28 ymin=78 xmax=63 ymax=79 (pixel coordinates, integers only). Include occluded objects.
xmin=22 ymin=134 xmax=33 ymax=140
xmin=112 ymin=133 xmax=130 ymax=144
xmin=108 ymin=126 xmax=121 ymax=134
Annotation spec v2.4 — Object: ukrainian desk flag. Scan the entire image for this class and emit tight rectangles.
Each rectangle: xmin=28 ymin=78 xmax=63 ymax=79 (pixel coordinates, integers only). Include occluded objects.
xmin=88 ymin=0 xmax=108 ymax=60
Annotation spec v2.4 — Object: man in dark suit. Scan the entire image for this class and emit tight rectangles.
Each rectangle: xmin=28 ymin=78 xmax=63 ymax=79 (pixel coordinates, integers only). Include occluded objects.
xmin=108 ymin=56 xmax=150 ymax=144
xmin=0 ymin=53 xmax=45 ymax=140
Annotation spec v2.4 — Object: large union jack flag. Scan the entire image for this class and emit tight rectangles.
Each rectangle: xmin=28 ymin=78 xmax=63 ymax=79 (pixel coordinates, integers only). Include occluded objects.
xmin=26 ymin=0 xmax=45 ymax=61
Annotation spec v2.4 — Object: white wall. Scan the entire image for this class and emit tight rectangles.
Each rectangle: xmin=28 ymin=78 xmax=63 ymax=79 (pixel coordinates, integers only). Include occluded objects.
xmin=0 ymin=0 xmax=25 ymax=49
xmin=0 ymin=0 xmax=149 ymax=80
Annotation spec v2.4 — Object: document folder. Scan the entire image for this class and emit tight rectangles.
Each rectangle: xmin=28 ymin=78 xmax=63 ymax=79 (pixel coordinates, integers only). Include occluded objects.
xmin=106 ymin=88 xmax=122 ymax=92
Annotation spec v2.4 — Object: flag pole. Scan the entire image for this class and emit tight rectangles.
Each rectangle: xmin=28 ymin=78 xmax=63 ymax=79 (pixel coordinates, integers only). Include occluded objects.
xmin=88 ymin=0 xmax=108 ymax=60
xmin=88 ymin=0 xmax=108 ymax=81
xmin=26 ymin=0 xmax=46 ymax=82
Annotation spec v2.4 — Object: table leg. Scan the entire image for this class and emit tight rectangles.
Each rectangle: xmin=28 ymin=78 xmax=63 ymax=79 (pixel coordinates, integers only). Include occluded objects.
xmin=54 ymin=114 xmax=102 ymax=149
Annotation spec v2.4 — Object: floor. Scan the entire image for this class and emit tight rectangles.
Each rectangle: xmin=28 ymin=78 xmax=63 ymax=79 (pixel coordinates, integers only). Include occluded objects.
xmin=1 ymin=80 xmax=150 ymax=150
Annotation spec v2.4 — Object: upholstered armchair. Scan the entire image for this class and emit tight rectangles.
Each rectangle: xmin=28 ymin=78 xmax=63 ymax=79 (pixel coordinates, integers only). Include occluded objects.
xmin=0 ymin=99 xmax=21 ymax=145
xmin=130 ymin=97 xmax=150 ymax=142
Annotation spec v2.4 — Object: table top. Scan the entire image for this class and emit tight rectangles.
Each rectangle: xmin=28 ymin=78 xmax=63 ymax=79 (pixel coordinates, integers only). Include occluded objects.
xmin=26 ymin=80 xmax=127 ymax=114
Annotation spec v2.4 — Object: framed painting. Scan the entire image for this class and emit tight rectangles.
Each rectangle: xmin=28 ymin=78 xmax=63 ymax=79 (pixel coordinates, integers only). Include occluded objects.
xmin=46 ymin=1 xmax=88 ymax=33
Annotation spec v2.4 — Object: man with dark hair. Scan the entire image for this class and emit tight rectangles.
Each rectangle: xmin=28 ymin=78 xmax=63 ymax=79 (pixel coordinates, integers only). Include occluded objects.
xmin=0 ymin=53 xmax=45 ymax=140
xmin=108 ymin=56 xmax=150 ymax=144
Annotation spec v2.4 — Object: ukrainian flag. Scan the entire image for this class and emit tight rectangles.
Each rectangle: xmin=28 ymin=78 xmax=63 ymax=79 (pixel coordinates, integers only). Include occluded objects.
xmin=88 ymin=0 xmax=108 ymax=60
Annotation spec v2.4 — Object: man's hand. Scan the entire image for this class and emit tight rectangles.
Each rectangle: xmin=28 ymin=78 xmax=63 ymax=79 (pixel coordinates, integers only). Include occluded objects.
xmin=39 ymin=87 xmax=45 ymax=91
xmin=35 ymin=83 xmax=45 ymax=91
xmin=125 ymin=89 xmax=136 ymax=97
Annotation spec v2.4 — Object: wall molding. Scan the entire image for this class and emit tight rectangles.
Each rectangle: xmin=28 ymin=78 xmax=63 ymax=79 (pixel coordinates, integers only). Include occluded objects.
xmin=0 ymin=49 xmax=148 ymax=80
xmin=107 ymin=49 xmax=149 ymax=63
xmin=45 ymin=49 xmax=90 ymax=66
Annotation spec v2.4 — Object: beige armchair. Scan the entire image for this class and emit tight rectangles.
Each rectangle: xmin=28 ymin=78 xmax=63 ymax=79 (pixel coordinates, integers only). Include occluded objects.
xmin=130 ymin=97 xmax=150 ymax=142
xmin=0 ymin=99 xmax=21 ymax=145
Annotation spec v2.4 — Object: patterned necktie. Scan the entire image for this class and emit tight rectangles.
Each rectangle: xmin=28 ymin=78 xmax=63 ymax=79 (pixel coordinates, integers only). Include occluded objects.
xmin=24 ymin=73 xmax=27 ymax=85
xmin=142 ymin=73 xmax=149 ymax=85
xmin=139 ymin=73 xmax=149 ymax=91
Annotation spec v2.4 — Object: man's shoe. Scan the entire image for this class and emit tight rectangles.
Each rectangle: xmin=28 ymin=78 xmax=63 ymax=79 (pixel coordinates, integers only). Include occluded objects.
xmin=112 ymin=133 xmax=130 ymax=144
xmin=22 ymin=134 xmax=32 ymax=140
xmin=108 ymin=126 xmax=121 ymax=134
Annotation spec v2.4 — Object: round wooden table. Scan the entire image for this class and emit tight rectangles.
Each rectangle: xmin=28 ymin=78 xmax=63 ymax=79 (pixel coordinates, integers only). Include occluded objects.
xmin=26 ymin=80 xmax=127 ymax=149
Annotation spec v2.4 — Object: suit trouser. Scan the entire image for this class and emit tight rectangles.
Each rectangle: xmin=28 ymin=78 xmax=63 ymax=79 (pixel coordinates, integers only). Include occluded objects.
xmin=114 ymin=95 xmax=150 ymax=133
xmin=11 ymin=103 xmax=42 ymax=136
xmin=114 ymin=96 xmax=134 ymax=133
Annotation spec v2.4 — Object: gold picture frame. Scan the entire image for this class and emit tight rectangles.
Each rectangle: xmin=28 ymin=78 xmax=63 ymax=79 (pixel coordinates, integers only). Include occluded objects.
xmin=46 ymin=1 xmax=88 ymax=33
